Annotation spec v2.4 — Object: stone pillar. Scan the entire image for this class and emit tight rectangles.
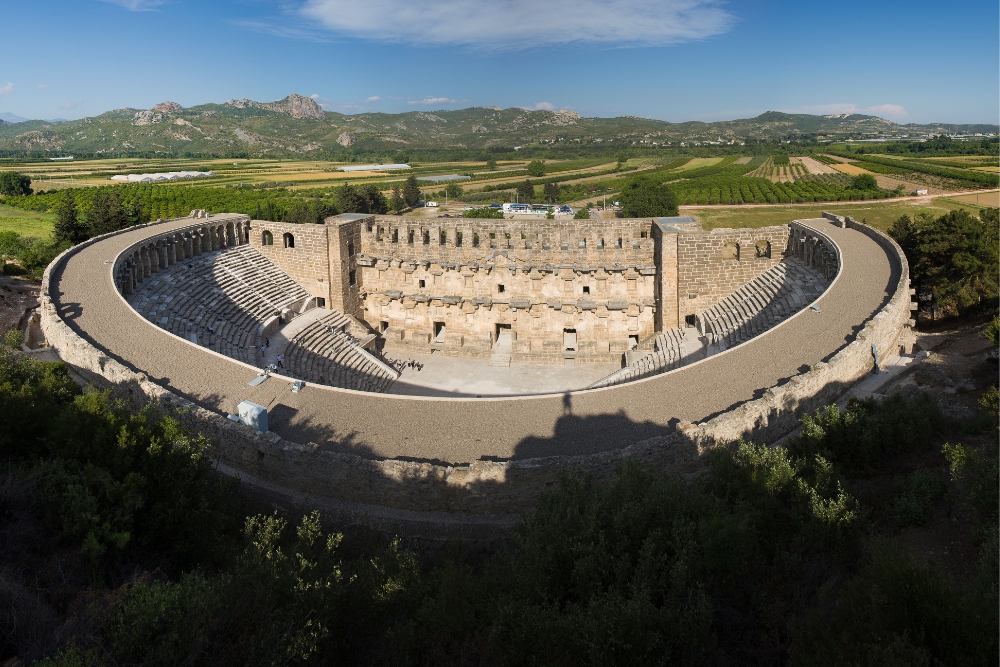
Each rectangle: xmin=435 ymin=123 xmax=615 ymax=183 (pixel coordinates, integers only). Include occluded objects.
xmin=192 ymin=232 xmax=202 ymax=256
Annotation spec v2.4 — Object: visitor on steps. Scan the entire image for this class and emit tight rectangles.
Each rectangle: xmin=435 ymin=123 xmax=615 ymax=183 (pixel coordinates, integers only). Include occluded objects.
xmin=276 ymin=355 xmax=283 ymax=368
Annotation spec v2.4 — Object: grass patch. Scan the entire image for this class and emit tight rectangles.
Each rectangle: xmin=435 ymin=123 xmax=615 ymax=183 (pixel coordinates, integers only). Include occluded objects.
xmin=688 ymin=196 xmax=986 ymax=231
xmin=0 ymin=203 xmax=56 ymax=238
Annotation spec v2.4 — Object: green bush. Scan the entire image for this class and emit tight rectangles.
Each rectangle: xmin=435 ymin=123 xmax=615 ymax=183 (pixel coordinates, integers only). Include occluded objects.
xmin=892 ymin=470 xmax=948 ymax=526
xmin=573 ymin=208 xmax=590 ymax=219
xmin=789 ymin=393 xmax=942 ymax=472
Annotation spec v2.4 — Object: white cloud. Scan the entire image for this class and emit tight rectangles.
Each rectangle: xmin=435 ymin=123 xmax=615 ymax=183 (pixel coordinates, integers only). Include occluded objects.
xmin=100 ymin=0 xmax=167 ymax=10
xmin=300 ymin=0 xmax=735 ymax=49
xmin=231 ymin=19 xmax=330 ymax=42
xmin=866 ymin=103 xmax=908 ymax=120
xmin=531 ymin=102 xmax=555 ymax=110
xmin=0 ymin=83 xmax=13 ymax=97
xmin=37 ymin=83 xmax=49 ymax=90
xmin=408 ymin=97 xmax=457 ymax=105
xmin=790 ymin=103 xmax=910 ymax=122
xmin=365 ymin=96 xmax=382 ymax=103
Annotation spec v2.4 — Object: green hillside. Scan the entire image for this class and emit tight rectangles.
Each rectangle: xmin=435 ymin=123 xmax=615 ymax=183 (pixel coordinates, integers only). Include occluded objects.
xmin=0 ymin=94 xmax=996 ymax=159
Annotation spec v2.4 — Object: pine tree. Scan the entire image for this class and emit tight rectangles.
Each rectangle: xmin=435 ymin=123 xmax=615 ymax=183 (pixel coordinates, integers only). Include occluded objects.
xmin=402 ymin=175 xmax=421 ymax=207
xmin=53 ymin=189 xmax=86 ymax=244
xmin=391 ymin=185 xmax=404 ymax=212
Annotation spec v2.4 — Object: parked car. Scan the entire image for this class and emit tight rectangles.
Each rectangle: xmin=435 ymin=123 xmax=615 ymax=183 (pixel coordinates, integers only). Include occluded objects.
xmin=426 ymin=201 xmax=439 ymax=208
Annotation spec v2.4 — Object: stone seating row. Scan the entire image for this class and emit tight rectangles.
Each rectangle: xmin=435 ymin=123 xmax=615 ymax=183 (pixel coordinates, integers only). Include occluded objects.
xmin=697 ymin=258 xmax=827 ymax=350
xmin=128 ymin=246 xmax=311 ymax=362
xmin=283 ymin=313 xmax=398 ymax=393
xmin=587 ymin=327 xmax=690 ymax=388
xmin=588 ymin=258 xmax=829 ymax=389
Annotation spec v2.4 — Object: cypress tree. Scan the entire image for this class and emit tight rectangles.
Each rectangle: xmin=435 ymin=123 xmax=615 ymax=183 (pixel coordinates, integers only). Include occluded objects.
xmin=53 ymin=189 xmax=87 ymax=244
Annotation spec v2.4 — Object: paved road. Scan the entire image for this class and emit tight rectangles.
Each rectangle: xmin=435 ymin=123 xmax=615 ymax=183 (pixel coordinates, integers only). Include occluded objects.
xmin=50 ymin=217 xmax=896 ymax=464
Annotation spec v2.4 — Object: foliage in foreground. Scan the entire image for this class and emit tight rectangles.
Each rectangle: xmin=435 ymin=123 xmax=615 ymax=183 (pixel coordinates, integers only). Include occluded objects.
xmin=1 ymin=347 xmax=996 ymax=666
xmin=890 ymin=207 xmax=999 ymax=318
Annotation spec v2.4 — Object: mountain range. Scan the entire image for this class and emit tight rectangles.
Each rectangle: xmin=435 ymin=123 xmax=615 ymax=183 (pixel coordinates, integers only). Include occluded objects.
xmin=0 ymin=94 xmax=996 ymax=158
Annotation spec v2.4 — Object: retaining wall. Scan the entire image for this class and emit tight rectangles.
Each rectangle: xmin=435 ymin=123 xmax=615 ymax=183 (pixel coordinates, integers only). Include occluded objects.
xmin=40 ymin=215 xmax=912 ymax=542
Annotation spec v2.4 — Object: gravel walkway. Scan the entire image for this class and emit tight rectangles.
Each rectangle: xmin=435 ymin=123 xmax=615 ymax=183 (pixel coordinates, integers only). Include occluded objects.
xmin=50 ymin=217 xmax=895 ymax=464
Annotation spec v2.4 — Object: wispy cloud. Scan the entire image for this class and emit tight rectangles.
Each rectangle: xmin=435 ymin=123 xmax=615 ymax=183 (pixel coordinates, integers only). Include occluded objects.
xmin=100 ymin=0 xmax=167 ymax=10
xmin=408 ymin=97 xmax=457 ymax=106
xmin=231 ymin=19 xmax=331 ymax=42
xmin=37 ymin=83 xmax=49 ymax=90
xmin=528 ymin=102 xmax=555 ymax=110
xmin=0 ymin=83 xmax=13 ymax=97
xmin=300 ymin=0 xmax=735 ymax=50
xmin=788 ymin=103 xmax=910 ymax=122
xmin=310 ymin=93 xmax=384 ymax=112
xmin=59 ymin=100 xmax=86 ymax=111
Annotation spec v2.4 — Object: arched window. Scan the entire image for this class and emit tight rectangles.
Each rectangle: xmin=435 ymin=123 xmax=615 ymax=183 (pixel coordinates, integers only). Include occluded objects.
xmin=283 ymin=233 xmax=295 ymax=248
xmin=262 ymin=231 xmax=274 ymax=246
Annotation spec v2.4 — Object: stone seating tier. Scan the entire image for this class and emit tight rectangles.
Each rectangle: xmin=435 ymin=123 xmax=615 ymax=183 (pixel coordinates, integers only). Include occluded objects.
xmin=128 ymin=245 xmax=311 ymax=362
xmin=588 ymin=258 xmax=829 ymax=389
xmin=283 ymin=313 xmax=398 ymax=393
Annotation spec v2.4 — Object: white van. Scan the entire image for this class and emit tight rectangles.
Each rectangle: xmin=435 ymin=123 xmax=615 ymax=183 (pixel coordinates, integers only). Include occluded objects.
xmin=425 ymin=201 xmax=439 ymax=208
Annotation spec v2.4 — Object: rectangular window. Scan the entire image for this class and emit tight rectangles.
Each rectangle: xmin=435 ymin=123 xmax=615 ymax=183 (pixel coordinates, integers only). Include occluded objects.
xmin=423 ymin=231 xmax=430 ymax=244
xmin=440 ymin=231 xmax=447 ymax=245
xmin=685 ymin=314 xmax=696 ymax=327
xmin=473 ymin=234 xmax=480 ymax=248
xmin=316 ymin=297 xmax=326 ymax=308
xmin=583 ymin=285 xmax=590 ymax=294
xmin=347 ymin=240 xmax=355 ymax=256
xmin=408 ymin=230 xmax=414 ymax=244
xmin=392 ymin=229 xmax=398 ymax=243
xmin=381 ymin=320 xmax=389 ymax=332
xmin=349 ymin=270 xmax=356 ymax=286
xmin=456 ymin=231 xmax=463 ymax=247
xmin=498 ymin=284 xmax=505 ymax=293
xmin=418 ymin=279 xmax=426 ymax=288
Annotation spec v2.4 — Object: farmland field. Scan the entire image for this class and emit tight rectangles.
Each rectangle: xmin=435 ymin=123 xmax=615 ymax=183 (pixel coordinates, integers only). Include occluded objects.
xmin=684 ymin=195 xmax=989 ymax=232
xmin=830 ymin=163 xmax=873 ymax=176
xmin=0 ymin=203 xmax=56 ymax=237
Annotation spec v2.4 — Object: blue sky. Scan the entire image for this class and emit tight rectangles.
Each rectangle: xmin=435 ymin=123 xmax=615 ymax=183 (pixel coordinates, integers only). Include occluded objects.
xmin=1 ymin=0 xmax=997 ymax=124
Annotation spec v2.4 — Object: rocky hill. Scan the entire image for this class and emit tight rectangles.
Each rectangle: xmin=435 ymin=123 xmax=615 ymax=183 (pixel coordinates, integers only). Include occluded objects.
xmin=0 ymin=94 xmax=995 ymax=157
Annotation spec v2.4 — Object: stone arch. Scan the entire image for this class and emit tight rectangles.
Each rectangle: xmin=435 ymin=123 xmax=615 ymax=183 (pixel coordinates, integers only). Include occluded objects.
xmin=262 ymin=230 xmax=274 ymax=246
xmin=226 ymin=221 xmax=236 ymax=247
xmin=283 ymin=232 xmax=295 ymax=249
xmin=755 ymin=239 xmax=771 ymax=258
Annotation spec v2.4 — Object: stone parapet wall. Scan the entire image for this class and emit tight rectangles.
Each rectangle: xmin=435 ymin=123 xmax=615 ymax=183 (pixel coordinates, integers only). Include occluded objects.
xmin=677 ymin=219 xmax=910 ymax=446
xmin=676 ymin=225 xmax=791 ymax=320
xmin=248 ymin=220 xmax=333 ymax=306
xmin=40 ymin=215 xmax=911 ymax=542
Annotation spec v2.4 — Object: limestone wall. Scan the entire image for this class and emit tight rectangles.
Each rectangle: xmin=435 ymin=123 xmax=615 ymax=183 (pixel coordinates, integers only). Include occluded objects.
xmin=678 ymin=218 xmax=911 ymax=446
xmin=676 ymin=225 xmax=792 ymax=320
xmin=40 ymin=214 xmax=912 ymax=542
xmin=249 ymin=220 xmax=332 ymax=306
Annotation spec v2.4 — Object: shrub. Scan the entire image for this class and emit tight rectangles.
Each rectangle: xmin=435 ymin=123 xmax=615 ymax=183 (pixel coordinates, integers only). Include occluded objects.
xmin=573 ymin=208 xmax=590 ymax=219
xmin=789 ymin=393 xmax=942 ymax=472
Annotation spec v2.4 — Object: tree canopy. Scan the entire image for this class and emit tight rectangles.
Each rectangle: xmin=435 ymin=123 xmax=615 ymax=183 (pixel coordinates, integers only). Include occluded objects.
xmin=53 ymin=189 xmax=87 ymax=245
xmin=0 ymin=171 xmax=32 ymax=196
xmin=850 ymin=173 xmax=879 ymax=191
xmin=337 ymin=184 xmax=388 ymax=215
xmin=526 ymin=160 xmax=546 ymax=177
xmin=890 ymin=207 xmax=999 ymax=317
xmin=402 ymin=175 xmax=421 ymax=207
xmin=618 ymin=177 xmax=678 ymax=217
xmin=516 ymin=179 xmax=535 ymax=203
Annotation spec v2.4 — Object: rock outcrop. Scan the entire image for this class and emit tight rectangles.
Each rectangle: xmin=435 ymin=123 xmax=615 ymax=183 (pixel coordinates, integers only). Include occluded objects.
xmin=336 ymin=132 xmax=356 ymax=147
xmin=226 ymin=94 xmax=325 ymax=120
xmin=153 ymin=101 xmax=183 ymax=114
